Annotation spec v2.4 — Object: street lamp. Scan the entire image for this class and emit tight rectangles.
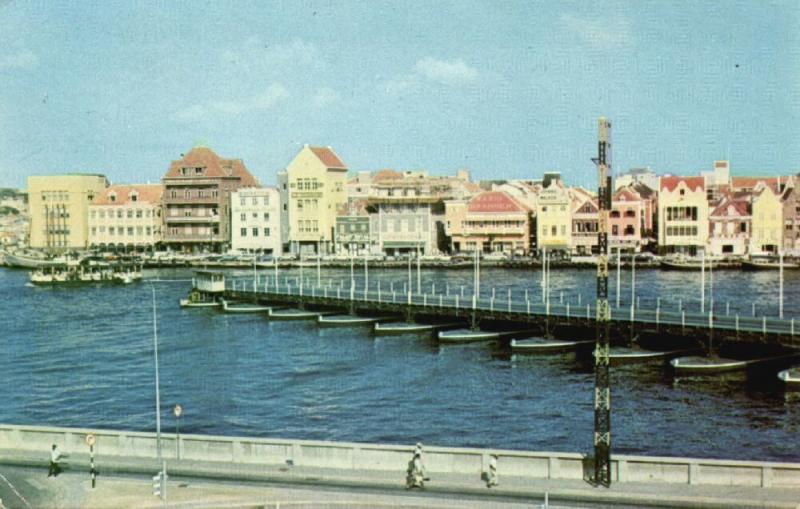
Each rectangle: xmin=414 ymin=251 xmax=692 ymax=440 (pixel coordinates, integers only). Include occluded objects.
xmin=150 ymin=285 xmax=167 ymax=505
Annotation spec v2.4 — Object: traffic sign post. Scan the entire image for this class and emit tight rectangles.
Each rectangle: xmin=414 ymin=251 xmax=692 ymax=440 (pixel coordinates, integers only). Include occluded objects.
xmin=174 ymin=404 xmax=183 ymax=460
xmin=85 ymin=433 xmax=96 ymax=488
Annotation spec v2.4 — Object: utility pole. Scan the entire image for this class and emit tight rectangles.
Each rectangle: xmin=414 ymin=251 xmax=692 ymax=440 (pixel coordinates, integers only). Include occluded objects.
xmin=591 ymin=117 xmax=612 ymax=487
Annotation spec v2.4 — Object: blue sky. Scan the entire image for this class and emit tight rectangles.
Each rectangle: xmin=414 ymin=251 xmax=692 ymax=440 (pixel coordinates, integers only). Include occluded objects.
xmin=0 ymin=1 xmax=798 ymax=189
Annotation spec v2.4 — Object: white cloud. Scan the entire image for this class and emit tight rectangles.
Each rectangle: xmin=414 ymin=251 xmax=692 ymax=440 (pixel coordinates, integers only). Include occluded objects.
xmin=414 ymin=57 xmax=479 ymax=86
xmin=385 ymin=57 xmax=480 ymax=96
xmin=171 ymin=83 xmax=289 ymax=123
xmin=312 ymin=87 xmax=340 ymax=108
xmin=560 ymin=13 xmax=633 ymax=49
xmin=0 ymin=49 xmax=38 ymax=70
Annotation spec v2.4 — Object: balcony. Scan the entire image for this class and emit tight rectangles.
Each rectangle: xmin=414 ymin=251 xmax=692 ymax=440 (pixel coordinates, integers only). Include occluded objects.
xmin=163 ymin=195 xmax=221 ymax=205
xmin=164 ymin=215 xmax=220 ymax=223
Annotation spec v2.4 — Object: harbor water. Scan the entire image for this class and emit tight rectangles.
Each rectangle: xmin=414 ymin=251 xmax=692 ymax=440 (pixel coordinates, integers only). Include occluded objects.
xmin=1 ymin=266 xmax=799 ymax=462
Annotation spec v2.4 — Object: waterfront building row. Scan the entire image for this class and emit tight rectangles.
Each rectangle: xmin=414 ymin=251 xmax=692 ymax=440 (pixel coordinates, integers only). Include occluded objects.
xmin=22 ymin=149 xmax=800 ymax=258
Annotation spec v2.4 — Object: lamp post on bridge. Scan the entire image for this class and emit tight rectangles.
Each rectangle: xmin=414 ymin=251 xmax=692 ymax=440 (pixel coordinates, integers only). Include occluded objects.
xmin=149 ymin=284 xmax=167 ymax=505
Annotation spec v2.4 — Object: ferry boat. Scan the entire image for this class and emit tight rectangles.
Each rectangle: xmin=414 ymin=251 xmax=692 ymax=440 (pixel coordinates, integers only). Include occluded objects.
xmin=29 ymin=262 xmax=142 ymax=285
xmin=5 ymin=250 xmax=71 ymax=269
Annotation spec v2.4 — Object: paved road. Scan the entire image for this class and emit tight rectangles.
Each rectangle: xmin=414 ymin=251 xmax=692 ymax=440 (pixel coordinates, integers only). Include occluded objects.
xmin=0 ymin=465 xmax=645 ymax=509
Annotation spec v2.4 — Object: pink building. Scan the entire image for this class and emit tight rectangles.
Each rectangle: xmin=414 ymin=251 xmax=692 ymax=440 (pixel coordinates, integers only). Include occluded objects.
xmin=708 ymin=193 xmax=751 ymax=256
xmin=608 ymin=185 xmax=656 ymax=252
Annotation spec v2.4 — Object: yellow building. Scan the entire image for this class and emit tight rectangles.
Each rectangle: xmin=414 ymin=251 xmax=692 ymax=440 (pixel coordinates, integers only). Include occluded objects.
xmin=536 ymin=175 xmax=571 ymax=256
xmin=88 ymin=184 xmax=163 ymax=251
xmin=750 ymin=182 xmax=783 ymax=255
xmin=278 ymin=145 xmax=348 ymax=255
xmin=658 ymin=176 xmax=709 ymax=255
xmin=28 ymin=174 xmax=109 ymax=250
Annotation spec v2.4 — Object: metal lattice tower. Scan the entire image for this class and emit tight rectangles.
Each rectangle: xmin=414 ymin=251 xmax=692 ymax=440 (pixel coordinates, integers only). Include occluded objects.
xmin=592 ymin=117 xmax=612 ymax=487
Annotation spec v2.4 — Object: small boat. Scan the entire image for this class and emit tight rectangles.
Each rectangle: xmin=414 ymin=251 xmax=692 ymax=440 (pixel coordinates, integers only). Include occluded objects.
xmin=660 ymin=257 xmax=720 ymax=271
xmin=778 ymin=367 xmax=800 ymax=390
xmin=604 ymin=347 xmax=700 ymax=366
xmin=317 ymin=315 xmax=387 ymax=327
xmin=220 ymin=299 xmax=271 ymax=313
xmin=374 ymin=322 xmax=461 ymax=336
xmin=670 ymin=355 xmax=747 ymax=375
xmin=6 ymin=251 xmax=70 ymax=269
xmin=741 ymin=258 xmax=800 ymax=271
xmin=180 ymin=298 xmax=220 ymax=308
xmin=511 ymin=338 xmax=593 ymax=354
xmin=268 ymin=308 xmax=321 ymax=320
xmin=438 ymin=329 xmax=500 ymax=343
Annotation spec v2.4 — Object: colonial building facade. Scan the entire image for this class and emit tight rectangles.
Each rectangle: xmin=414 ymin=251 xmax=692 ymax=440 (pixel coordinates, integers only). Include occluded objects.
xmin=28 ymin=174 xmax=109 ymax=250
xmin=230 ymin=187 xmax=281 ymax=255
xmin=88 ymin=184 xmax=163 ymax=251
xmin=658 ymin=176 xmax=709 ymax=255
xmin=161 ymin=146 xmax=258 ymax=253
xmin=278 ymin=145 xmax=348 ymax=255
xmin=535 ymin=174 xmax=571 ymax=256
xmin=444 ymin=191 xmax=531 ymax=254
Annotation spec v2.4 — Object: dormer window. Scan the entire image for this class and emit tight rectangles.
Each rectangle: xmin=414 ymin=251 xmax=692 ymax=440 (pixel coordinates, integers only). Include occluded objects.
xmin=679 ymin=189 xmax=685 ymax=197
xmin=130 ymin=192 xmax=138 ymax=202
xmin=195 ymin=167 xmax=204 ymax=175
xmin=180 ymin=167 xmax=190 ymax=176
xmin=109 ymin=193 xmax=117 ymax=203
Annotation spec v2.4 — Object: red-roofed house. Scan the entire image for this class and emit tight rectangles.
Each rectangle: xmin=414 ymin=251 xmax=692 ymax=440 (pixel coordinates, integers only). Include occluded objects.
xmin=658 ymin=176 xmax=709 ymax=255
xmin=444 ymin=191 xmax=532 ymax=254
xmin=609 ymin=186 xmax=654 ymax=253
xmin=278 ymin=144 xmax=348 ymax=255
xmin=708 ymin=194 xmax=751 ymax=256
xmin=89 ymin=184 xmax=164 ymax=251
xmin=783 ymin=185 xmax=800 ymax=254
xmin=570 ymin=188 xmax=598 ymax=255
xmin=162 ymin=146 xmax=260 ymax=252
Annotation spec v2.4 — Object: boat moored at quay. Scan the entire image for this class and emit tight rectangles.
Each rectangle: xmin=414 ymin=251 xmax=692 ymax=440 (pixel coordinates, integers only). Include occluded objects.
xmin=29 ymin=261 xmax=142 ymax=285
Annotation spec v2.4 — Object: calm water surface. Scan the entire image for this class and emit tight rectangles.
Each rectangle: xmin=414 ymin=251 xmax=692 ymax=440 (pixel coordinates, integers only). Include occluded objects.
xmin=1 ymin=266 xmax=799 ymax=462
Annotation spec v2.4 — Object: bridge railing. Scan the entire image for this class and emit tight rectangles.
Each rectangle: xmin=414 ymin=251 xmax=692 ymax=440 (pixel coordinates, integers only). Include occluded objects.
xmin=223 ymin=278 xmax=797 ymax=339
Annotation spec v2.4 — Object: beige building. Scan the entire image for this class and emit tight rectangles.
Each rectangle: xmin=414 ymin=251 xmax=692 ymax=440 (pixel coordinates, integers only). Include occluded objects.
xmin=278 ymin=145 xmax=348 ymax=255
xmin=445 ymin=191 xmax=531 ymax=254
xmin=536 ymin=174 xmax=571 ymax=256
xmin=28 ymin=174 xmax=109 ymax=250
xmin=658 ymin=176 xmax=709 ymax=255
xmin=88 ymin=184 xmax=164 ymax=251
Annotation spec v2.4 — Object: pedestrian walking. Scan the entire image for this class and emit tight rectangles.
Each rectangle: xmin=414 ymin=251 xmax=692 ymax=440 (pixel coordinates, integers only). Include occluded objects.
xmin=406 ymin=442 xmax=427 ymax=489
xmin=486 ymin=454 xmax=498 ymax=487
xmin=48 ymin=444 xmax=62 ymax=477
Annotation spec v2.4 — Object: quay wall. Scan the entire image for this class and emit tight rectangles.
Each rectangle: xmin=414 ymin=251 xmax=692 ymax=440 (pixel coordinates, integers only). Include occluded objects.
xmin=0 ymin=423 xmax=798 ymax=488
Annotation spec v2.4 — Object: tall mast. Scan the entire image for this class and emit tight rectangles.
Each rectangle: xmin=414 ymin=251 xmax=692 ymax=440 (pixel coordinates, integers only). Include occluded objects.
xmin=592 ymin=117 xmax=612 ymax=487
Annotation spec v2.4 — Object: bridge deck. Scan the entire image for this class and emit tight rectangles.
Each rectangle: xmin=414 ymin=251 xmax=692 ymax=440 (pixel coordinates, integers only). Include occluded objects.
xmin=217 ymin=278 xmax=800 ymax=349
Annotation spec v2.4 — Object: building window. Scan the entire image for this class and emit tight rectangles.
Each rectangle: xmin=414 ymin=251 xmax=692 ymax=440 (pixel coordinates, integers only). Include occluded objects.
xmin=252 ymin=212 xmax=258 ymax=219
xmin=212 ymin=190 xmax=218 ymax=198
xmin=91 ymin=227 xmax=97 ymax=235
xmin=252 ymin=197 xmax=258 ymax=205
xmin=195 ymin=167 xmax=203 ymax=175
xmin=252 ymin=227 xmax=259 ymax=237
xmin=146 ymin=227 xmax=151 ymax=235
xmin=198 ymin=190 xmax=205 ymax=198
xmin=240 ymin=228 xmax=247 ymax=237
xmin=117 ymin=210 xmax=123 ymax=218
xmin=264 ymin=227 xmax=270 ymax=236
xmin=241 ymin=213 xmax=246 ymax=222
xmin=263 ymin=212 xmax=269 ymax=221
xmin=136 ymin=210 xmax=142 ymax=218
xmin=136 ymin=226 xmax=143 ymax=235
xmin=131 ymin=194 xmax=138 ymax=202
xmin=127 ymin=227 xmax=134 ymax=236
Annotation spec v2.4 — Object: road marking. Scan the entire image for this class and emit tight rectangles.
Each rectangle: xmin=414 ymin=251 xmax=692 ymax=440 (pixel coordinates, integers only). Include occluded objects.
xmin=0 ymin=473 xmax=32 ymax=509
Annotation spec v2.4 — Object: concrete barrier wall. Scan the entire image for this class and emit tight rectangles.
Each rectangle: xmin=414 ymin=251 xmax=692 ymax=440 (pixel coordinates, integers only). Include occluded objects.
xmin=1 ymin=424 xmax=798 ymax=488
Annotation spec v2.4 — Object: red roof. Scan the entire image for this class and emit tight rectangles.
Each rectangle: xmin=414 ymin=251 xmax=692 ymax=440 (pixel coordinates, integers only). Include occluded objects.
xmin=732 ymin=177 xmax=782 ymax=194
xmin=164 ymin=146 xmax=259 ymax=186
xmin=660 ymin=176 xmax=704 ymax=193
xmin=93 ymin=184 xmax=163 ymax=206
xmin=467 ymin=191 xmax=527 ymax=213
xmin=372 ymin=169 xmax=403 ymax=182
xmin=310 ymin=146 xmax=347 ymax=169
xmin=710 ymin=196 xmax=749 ymax=217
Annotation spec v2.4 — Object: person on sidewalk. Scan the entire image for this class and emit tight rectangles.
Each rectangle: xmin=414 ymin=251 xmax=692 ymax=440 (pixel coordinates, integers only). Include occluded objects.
xmin=486 ymin=454 xmax=499 ymax=488
xmin=48 ymin=444 xmax=62 ymax=477
xmin=406 ymin=443 xmax=426 ymax=489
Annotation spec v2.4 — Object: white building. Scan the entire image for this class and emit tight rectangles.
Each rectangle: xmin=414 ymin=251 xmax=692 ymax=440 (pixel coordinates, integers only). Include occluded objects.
xmin=231 ymin=187 xmax=282 ymax=255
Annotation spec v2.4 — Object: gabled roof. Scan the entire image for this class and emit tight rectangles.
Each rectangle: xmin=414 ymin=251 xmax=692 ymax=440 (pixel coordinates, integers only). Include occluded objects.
xmin=164 ymin=146 xmax=259 ymax=186
xmin=466 ymin=191 xmax=528 ymax=213
xmin=613 ymin=187 xmax=640 ymax=202
xmin=309 ymin=146 xmax=347 ymax=169
xmin=93 ymin=184 xmax=163 ymax=206
xmin=710 ymin=196 xmax=750 ymax=218
xmin=731 ymin=176 xmax=780 ymax=191
xmin=631 ymin=182 xmax=655 ymax=199
xmin=660 ymin=176 xmax=704 ymax=193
